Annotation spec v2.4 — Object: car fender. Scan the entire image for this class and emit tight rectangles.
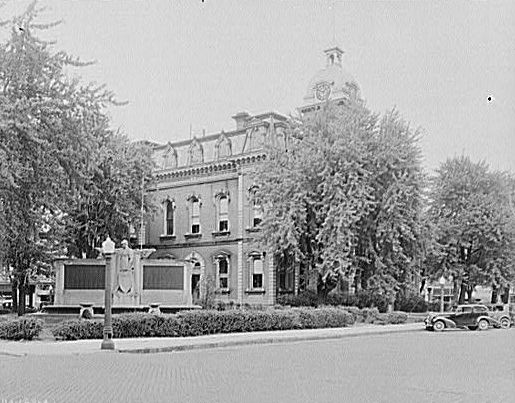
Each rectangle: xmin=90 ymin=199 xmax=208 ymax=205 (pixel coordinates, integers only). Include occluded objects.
xmin=433 ymin=317 xmax=456 ymax=328
xmin=476 ymin=315 xmax=497 ymax=326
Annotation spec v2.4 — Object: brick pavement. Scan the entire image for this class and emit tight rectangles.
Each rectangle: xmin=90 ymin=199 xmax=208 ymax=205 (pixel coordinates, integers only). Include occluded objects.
xmin=0 ymin=329 xmax=513 ymax=403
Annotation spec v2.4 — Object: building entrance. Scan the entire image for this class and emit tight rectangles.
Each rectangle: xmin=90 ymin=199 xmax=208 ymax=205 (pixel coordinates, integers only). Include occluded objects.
xmin=191 ymin=274 xmax=201 ymax=303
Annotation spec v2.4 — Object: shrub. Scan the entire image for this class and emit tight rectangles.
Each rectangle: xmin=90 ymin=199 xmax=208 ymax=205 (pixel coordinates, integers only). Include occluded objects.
xmin=394 ymin=293 xmax=428 ymax=313
xmin=360 ymin=307 xmax=380 ymax=323
xmin=52 ymin=319 xmax=103 ymax=340
xmin=296 ymin=307 xmax=355 ymax=329
xmin=373 ymin=312 xmax=408 ymax=325
xmin=52 ymin=307 xmax=356 ymax=340
xmin=0 ymin=317 xmax=43 ymax=340
xmin=344 ymin=306 xmax=363 ymax=322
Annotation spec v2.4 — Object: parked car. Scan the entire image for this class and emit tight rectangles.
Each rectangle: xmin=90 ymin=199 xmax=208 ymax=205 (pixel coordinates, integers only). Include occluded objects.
xmin=425 ymin=304 xmax=505 ymax=331
xmin=486 ymin=304 xmax=512 ymax=329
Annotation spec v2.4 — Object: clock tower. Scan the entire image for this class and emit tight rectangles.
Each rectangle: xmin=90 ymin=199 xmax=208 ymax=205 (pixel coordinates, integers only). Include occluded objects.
xmin=299 ymin=46 xmax=360 ymax=115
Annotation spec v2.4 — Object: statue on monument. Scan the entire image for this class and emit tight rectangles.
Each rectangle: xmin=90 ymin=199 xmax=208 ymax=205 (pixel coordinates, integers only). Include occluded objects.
xmin=115 ymin=239 xmax=134 ymax=295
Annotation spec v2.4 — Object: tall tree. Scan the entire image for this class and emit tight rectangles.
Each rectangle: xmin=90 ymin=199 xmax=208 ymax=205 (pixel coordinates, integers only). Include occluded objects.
xmin=0 ymin=2 xmax=153 ymax=314
xmin=65 ymin=134 xmax=154 ymax=258
xmin=252 ymin=94 xmax=424 ymax=305
xmin=425 ymin=156 xmax=515 ymax=304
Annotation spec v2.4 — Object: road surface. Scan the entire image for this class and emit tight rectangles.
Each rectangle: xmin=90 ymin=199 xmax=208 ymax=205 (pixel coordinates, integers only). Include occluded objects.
xmin=1 ymin=328 xmax=513 ymax=403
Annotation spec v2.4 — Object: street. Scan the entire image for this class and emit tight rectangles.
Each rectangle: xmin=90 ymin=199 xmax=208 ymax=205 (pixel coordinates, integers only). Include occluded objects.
xmin=1 ymin=328 xmax=514 ymax=403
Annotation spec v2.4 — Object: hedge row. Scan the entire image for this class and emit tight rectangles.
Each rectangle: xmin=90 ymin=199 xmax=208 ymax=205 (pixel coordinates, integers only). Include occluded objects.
xmin=52 ymin=308 xmax=357 ymax=340
xmin=0 ymin=317 xmax=43 ymax=340
xmin=52 ymin=306 xmax=409 ymax=341
xmin=277 ymin=290 xmax=439 ymax=313
xmin=0 ymin=306 xmax=409 ymax=341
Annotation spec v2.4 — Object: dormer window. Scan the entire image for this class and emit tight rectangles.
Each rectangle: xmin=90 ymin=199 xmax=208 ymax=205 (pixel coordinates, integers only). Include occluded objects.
xmin=163 ymin=146 xmax=177 ymax=169
xmin=188 ymin=138 xmax=204 ymax=165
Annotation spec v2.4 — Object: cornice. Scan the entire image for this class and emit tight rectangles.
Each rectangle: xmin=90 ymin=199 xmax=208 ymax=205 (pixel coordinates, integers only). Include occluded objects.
xmin=154 ymin=152 xmax=266 ymax=181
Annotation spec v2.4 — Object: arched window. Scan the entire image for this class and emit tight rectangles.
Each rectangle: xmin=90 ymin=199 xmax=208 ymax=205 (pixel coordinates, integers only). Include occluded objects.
xmin=191 ymin=198 xmax=201 ymax=234
xmin=249 ymin=126 xmax=265 ymax=150
xmin=188 ymin=139 xmax=204 ymax=165
xmin=248 ymin=186 xmax=263 ymax=229
xmin=215 ymin=133 xmax=232 ymax=160
xmin=166 ymin=201 xmax=174 ymax=235
xmin=215 ymin=255 xmax=230 ymax=290
xmin=163 ymin=147 xmax=177 ymax=169
xmin=219 ymin=196 xmax=229 ymax=232
xmin=162 ymin=199 xmax=175 ymax=236
xmin=252 ymin=202 xmax=263 ymax=228
xmin=251 ymin=257 xmax=263 ymax=289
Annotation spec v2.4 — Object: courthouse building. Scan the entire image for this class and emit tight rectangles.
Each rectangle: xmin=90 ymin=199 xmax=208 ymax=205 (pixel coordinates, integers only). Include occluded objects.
xmin=143 ymin=46 xmax=360 ymax=306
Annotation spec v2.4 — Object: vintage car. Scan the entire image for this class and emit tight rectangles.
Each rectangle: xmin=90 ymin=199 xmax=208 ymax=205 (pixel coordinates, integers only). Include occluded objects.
xmin=425 ymin=304 xmax=509 ymax=331
xmin=486 ymin=304 xmax=512 ymax=329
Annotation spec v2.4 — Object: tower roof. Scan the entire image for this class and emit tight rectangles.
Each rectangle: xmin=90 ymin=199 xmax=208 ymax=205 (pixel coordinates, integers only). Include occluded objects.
xmin=302 ymin=46 xmax=359 ymax=106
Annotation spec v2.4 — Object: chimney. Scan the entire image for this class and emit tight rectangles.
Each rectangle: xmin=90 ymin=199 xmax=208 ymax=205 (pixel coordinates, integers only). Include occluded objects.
xmin=232 ymin=111 xmax=251 ymax=130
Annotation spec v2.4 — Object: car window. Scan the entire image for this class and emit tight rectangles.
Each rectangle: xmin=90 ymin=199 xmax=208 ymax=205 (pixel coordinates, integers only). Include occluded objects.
xmin=474 ymin=306 xmax=488 ymax=313
xmin=462 ymin=306 xmax=473 ymax=313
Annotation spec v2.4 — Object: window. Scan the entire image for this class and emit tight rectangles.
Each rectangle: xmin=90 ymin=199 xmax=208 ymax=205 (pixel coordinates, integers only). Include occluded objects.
xmin=251 ymin=258 xmax=263 ymax=289
xmin=248 ymin=187 xmax=263 ymax=228
xmin=189 ymin=140 xmax=203 ymax=165
xmin=166 ymin=201 xmax=174 ymax=235
xmin=191 ymin=199 xmax=200 ymax=234
xmin=217 ymin=256 xmax=229 ymax=289
xmin=163 ymin=148 xmax=177 ymax=169
xmin=252 ymin=203 xmax=263 ymax=227
xmin=474 ymin=306 xmax=488 ymax=313
xmin=219 ymin=196 xmax=229 ymax=232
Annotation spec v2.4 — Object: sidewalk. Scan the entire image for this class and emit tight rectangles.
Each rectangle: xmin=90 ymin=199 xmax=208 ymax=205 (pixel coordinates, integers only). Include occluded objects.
xmin=0 ymin=322 xmax=422 ymax=356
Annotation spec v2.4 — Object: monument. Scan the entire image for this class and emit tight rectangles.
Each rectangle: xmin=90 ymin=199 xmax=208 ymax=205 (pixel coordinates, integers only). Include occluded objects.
xmin=53 ymin=240 xmax=194 ymax=311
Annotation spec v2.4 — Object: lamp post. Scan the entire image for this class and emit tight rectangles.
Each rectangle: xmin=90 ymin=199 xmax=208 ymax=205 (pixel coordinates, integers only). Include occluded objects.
xmin=439 ymin=276 xmax=446 ymax=313
xmin=101 ymin=236 xmax=115 ymax=350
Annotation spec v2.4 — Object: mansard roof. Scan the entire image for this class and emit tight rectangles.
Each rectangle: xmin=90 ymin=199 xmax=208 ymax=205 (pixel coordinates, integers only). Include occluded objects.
xmin=152 ymin=111 xmax=289 ymax=173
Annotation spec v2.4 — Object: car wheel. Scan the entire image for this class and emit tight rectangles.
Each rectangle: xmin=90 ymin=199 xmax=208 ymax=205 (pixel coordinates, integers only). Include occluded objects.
xmin=467 ymin=325 xmax=478 ymax=331
xmin=433 ymin=320 xmax=445 ymax=332
xmin=478 ymin=319 xmax=489 ymax=331
xmin=500 ymin=317 xmax=511 ymax=329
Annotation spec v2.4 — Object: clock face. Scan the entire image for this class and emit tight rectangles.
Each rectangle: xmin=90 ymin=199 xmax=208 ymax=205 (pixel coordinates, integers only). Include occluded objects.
xmin=315 ymin=82 xmax=331 ymax=101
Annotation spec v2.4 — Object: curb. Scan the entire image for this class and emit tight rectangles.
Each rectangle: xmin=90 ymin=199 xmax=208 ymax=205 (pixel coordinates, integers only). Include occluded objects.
xmin=118 ymin=325 xmax=423 ymax=354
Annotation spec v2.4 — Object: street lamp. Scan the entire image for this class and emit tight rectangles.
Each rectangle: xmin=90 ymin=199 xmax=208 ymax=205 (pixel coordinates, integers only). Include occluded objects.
xmin=439 ymin=276 xmax=446 ymax=313
xmin=101 ymin=236 xmax=115 ymax=350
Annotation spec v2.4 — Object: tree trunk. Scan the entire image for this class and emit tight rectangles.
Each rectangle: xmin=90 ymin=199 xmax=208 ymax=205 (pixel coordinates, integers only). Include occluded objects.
xmin=17 ymin=281 xmax=26 ymax=316
xmin=11 ymin=279 xmax=18 ymax=312
xmin=458 ymin=282 xmax=467 ymax=304
xmin=501 ymin=286 xmax=510 ymax=304
xmin=491 ymin=286 xmax=498 ymax=304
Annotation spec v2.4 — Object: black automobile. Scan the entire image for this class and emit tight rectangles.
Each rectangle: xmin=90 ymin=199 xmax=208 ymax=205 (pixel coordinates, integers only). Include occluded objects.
xmin=425 ymin=304 xmax=504 ymax=331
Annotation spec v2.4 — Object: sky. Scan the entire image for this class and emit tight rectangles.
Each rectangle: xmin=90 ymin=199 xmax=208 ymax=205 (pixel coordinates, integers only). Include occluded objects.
xmin=2 ymin=0 xmax=515 ymax=173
